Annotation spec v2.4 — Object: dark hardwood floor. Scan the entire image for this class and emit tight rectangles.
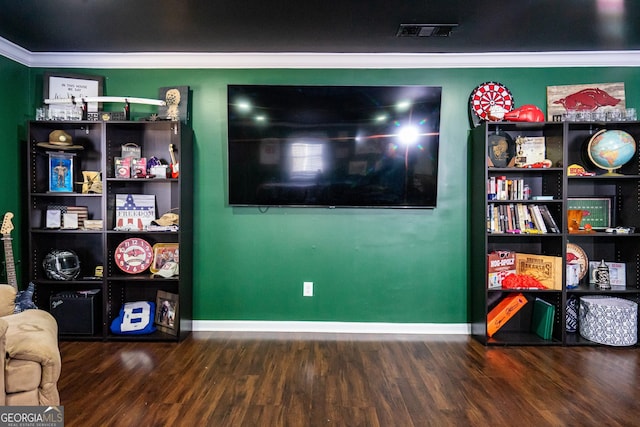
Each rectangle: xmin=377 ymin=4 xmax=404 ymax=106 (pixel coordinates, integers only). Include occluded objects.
xmin=58 ymin=332 xmax=640 ymax=426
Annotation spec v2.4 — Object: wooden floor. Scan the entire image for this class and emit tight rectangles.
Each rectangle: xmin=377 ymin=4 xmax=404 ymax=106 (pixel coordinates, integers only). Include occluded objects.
xmin=58 ymin=332 xmax=640 ymax=426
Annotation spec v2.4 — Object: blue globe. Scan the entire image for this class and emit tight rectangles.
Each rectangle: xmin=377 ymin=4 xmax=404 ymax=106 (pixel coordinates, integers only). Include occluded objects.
xmin=588 ymin=129 xmax=636 ymax=174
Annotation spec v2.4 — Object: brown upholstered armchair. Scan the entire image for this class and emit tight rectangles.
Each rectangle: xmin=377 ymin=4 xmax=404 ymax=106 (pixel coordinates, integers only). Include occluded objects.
xmin=0 ymin=285 xmax=61 ymax=406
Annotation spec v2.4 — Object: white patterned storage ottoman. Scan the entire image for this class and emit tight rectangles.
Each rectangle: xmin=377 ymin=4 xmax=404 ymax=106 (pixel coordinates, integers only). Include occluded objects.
xmin=579 ymin=296 xmax=638 ymax=346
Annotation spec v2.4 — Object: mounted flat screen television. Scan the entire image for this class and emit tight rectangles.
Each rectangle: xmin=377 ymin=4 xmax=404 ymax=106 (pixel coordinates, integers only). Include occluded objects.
xmin=227 ymin=84 xmax=442 ymax=208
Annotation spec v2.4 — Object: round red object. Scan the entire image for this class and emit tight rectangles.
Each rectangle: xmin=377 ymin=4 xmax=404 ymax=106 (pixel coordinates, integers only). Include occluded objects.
xmin=470 ymin=82 xmax=514 ymax=121
xmin=114 ymin=238 xmax=153 ymax=274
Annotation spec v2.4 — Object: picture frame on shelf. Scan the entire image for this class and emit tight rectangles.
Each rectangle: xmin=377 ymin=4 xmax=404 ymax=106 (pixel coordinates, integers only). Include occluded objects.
xmin=155 ymin=290 xmax=179 ymax=336
xmin=150 ymin=243 xmax=179 ymax=274
xmin=44 ymin=72 xmax=104 ymax=114
xmin=567 ymin=197 xmax=613 ymax=230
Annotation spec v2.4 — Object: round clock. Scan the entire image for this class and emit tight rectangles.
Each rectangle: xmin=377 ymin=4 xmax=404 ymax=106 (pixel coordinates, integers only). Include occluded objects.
xmin=114 ymin=238 xmax=153 ymax=274
xmin=469 ymin=82 xmax=515 ymax=125
xmin=566 ymin=243 xmax=589 ymax=280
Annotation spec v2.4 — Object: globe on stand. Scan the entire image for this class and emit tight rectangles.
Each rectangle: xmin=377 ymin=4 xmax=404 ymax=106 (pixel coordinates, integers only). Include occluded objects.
xmin=587 ymin=129 xmax=637 ymax=175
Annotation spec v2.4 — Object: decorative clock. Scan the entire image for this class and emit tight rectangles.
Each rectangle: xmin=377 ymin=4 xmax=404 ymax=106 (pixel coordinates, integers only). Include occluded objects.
xmin=114 ymin=238 xmax=153 ymax=274
xmin=566 ymin=243 xmax=589 ymax=280
xmin=469 ymin=82 xmax=514 ymax=125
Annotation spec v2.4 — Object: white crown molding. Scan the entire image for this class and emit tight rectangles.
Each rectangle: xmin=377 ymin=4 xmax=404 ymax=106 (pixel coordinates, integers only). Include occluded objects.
xmin=2 ymin=38 xmax=640 ymax=69
xmin=193 ymin=320 xmax=470 ymax=335
xmin=0 ymin=37 xmax=32 ymax=66
xmin=2 ymin=36 xmax=640 ymax=69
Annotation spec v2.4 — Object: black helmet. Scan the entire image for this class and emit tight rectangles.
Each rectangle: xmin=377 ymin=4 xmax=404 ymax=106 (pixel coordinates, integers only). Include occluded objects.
xmin=43 ymin=249 xmax=81 ymax=281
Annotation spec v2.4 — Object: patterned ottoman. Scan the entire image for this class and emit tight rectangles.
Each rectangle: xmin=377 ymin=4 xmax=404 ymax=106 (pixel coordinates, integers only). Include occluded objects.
xmin=579 ymin=296 xmax=638 ymax=346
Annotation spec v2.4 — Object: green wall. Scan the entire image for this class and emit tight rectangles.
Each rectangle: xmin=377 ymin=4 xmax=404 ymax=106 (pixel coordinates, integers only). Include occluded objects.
xmin=13 ymin=64 xmax=640 ymax=323
xmin=0 ymin=56 xmax=29 ymax=281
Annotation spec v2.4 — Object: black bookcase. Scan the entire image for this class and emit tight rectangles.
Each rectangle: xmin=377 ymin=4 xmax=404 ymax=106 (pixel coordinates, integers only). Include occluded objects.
xmin=26 ymin=120 xmax=193 ymax=341
xmin=470 ymin=121 xmax=640 ymax=346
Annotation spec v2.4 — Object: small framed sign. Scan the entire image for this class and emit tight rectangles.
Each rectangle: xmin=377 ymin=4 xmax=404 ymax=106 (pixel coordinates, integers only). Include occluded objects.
xmin=44 ymin=72 xmax=104 ymax=113
xmin=567 ymin=197 xmax=613 ymax=229
xmin=48 ymin=152 xmax=75 ymax=192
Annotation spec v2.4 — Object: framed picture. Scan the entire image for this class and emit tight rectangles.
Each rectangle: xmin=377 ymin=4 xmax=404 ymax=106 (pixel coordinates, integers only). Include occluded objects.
xmin=155 ymin=290 xmax=179 ymax=335
xmin=568 ymin=197 xmax=613 ymax=229
xmin=546 ymin=82 xmax=625 ymax=121
xmin=150 ymin=243 xmax=179 ymax=274
xmin=48 ymin=152 xmax=75 ymax=192
xmin=44 ymin=72 xmax=104 ymax=113
xmin=158 ymin=86 xmax=190 ymax=123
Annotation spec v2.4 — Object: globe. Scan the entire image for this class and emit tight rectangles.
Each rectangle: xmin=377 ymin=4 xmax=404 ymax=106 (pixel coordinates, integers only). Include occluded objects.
xmin=587 ymin=129 xmax=636 ymax=174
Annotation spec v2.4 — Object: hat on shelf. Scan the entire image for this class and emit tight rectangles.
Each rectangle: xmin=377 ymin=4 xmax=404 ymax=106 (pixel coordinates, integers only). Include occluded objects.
xmin=152 ymin=212 xmax=179 ymax=226
xmin=37 ymin=130 xmax=84 ymax=150
xmin=155 ymin=261 xmax=179 ymax=278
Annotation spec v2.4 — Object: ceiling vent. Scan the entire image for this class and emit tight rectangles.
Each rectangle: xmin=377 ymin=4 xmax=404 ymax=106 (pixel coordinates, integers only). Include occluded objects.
xmin=396 ymin=24 xmax=458 ymax=38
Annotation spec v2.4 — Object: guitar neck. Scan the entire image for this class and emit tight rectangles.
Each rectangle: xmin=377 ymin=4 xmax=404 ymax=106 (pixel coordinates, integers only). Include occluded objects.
xmin=2 ymin=235 xmax=17 ymax=291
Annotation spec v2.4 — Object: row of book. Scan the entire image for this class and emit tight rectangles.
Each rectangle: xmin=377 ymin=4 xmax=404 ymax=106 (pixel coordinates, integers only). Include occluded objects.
xmin=487 ymin=176 xmax=528 ymax=201
xmin=487 ymin=203 xmax=560 ymax=234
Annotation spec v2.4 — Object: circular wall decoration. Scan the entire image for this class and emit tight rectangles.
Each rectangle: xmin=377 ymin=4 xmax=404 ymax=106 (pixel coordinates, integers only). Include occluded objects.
xmin=115 ymin=238 xmax=153 ymax=274
xmin=566 ymin=243 xmax=589 ymax=280
xmin=469 ymin=82 xmax=515 ymax=124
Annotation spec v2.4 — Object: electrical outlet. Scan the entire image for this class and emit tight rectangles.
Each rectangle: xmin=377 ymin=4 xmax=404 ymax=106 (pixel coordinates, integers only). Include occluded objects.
xmin=303 ymin=281 xmax=313 ymax=297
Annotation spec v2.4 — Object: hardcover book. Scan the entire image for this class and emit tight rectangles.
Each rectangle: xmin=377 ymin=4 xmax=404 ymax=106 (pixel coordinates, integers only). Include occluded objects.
xmin=531 ymin=298 xmax=555 ymax=340
xmin=538 ymin=205 xmax=560 ymax=233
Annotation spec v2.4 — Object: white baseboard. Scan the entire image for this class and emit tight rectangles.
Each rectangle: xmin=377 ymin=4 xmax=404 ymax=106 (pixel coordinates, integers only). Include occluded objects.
xmin=193 ymin=320 xmax=470 ymax=335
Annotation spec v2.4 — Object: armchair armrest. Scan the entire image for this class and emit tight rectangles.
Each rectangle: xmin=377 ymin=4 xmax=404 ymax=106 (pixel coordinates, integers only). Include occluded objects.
xmin=4 ymin=310 xmax=61 ymax=405
xmin=0 ymin=285 xmax=16 ymax=317
xmin=0 ymin=318 xmax=8 ymax=405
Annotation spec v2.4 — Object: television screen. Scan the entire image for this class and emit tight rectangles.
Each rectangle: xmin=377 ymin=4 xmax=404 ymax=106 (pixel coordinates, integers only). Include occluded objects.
xmin=227 ymin=84 xmax=442 ymax=208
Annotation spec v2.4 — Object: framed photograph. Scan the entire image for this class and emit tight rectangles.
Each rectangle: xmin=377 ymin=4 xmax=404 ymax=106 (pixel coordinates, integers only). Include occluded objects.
xmin=44 ymin=72 xmax=104 ymax=113
xmin=155 ymin=290 xmax=179 ymax=335
xmin=568 ymin=197 xmax=613 ymax=230
xmin=150 ymin=243 xmax=179 ymax=274
xmin=48 ymin=152 xmax=75 ymax=192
